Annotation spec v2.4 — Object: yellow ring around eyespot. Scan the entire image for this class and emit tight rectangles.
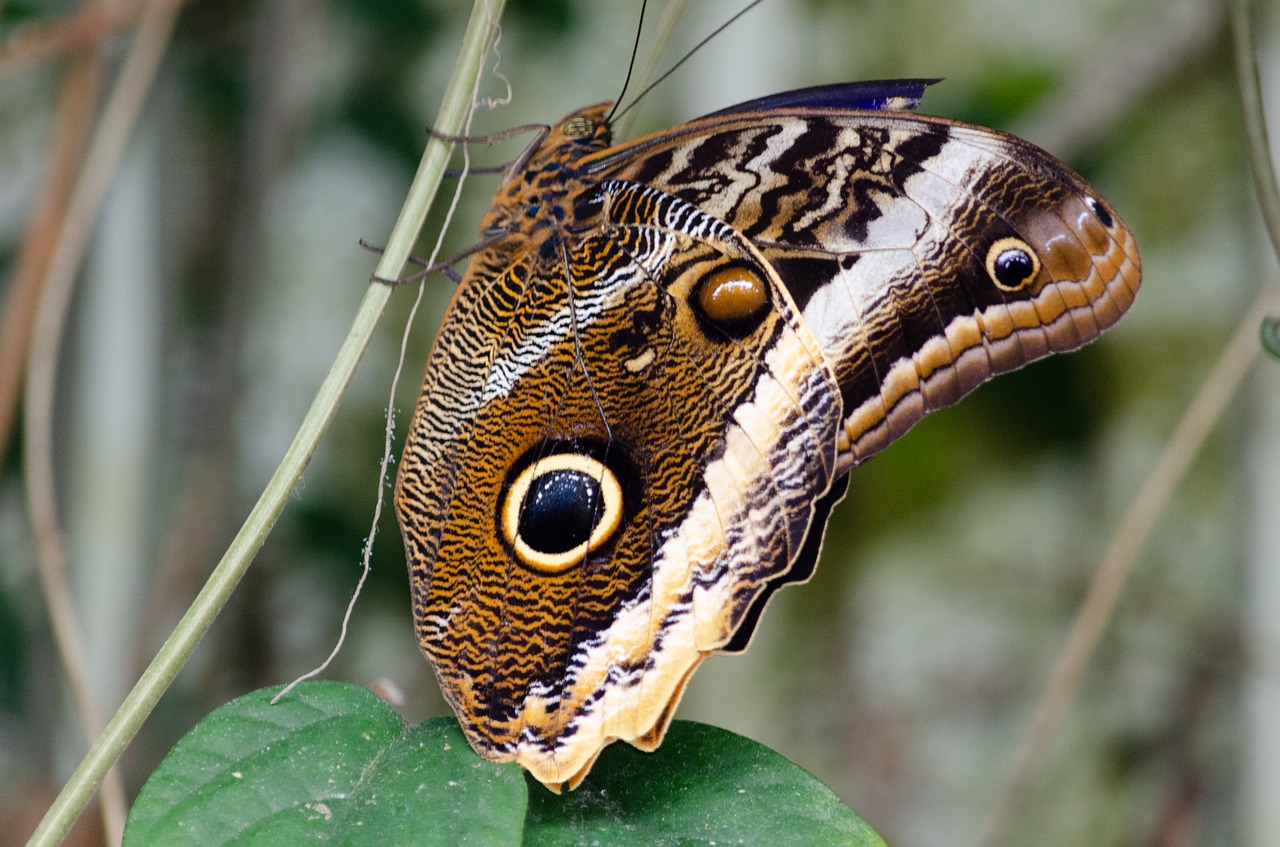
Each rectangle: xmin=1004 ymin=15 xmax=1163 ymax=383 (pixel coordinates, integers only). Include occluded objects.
xmin=985 ymin=236 xmax=1041 ymax=292
xmin=502 ymin=453 xmax=624 ymax=574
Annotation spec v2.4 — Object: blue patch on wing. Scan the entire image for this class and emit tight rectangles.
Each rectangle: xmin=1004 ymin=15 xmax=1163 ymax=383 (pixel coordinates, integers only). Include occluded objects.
xmin=703 ymin=79 xmax=940 ymax=117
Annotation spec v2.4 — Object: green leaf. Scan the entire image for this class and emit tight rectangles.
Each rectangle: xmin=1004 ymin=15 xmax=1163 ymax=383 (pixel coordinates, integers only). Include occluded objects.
xmin=525 ymin=722 xmax=885 ymax=847
xmin=128 ymin=684 xmax=884 ymax=846
xmin=123 ymin=682 xmax=527 ymax=847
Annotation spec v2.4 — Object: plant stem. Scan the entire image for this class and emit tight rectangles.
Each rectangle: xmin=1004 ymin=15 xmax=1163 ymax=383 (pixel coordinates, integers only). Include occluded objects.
xmin=24 ymin=1 xmax=506 ymax=844
xmin=1233 ymin=0 xmax=1280 ymax=261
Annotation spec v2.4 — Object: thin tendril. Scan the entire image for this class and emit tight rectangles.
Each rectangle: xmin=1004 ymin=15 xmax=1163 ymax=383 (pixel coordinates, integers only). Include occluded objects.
xmin=477 ymin=21 xmax=512 ymax=110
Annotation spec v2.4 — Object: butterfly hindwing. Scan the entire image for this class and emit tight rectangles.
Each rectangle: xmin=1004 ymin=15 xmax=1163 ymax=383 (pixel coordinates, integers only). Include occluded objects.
xmin=397 ymin=145 xmax=843 ymax=786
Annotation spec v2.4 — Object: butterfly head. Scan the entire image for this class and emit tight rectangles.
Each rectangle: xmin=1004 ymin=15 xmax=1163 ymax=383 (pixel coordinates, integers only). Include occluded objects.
xmin=487 ymin=103 xmax=617 ymax=235
xmin=553 ymin=102 xmax=614 ymax=148
xmin=505 ymin=103 xmax=615 ymax=185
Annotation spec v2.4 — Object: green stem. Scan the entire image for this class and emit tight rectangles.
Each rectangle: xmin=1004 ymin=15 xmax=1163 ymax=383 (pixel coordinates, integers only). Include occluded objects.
xmin=25 ymin=1 xmax=506 ymax=844
xmin=1233 ymin=0 xmax=1280 ymax=260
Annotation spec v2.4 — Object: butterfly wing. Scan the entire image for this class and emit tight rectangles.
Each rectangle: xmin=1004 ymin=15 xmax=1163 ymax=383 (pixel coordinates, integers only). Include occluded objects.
xmin=397 ymin=92 xmax=1141 ymax=791
xmin=396 ymin=174 xmax=843 ymax=788
xmin=589 ymin=104 xmax=1141 ymax=472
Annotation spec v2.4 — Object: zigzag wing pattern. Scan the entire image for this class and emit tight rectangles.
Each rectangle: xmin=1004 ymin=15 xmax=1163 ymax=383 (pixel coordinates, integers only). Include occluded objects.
xmin=396 ymin=87 xmax=1140 ymax=791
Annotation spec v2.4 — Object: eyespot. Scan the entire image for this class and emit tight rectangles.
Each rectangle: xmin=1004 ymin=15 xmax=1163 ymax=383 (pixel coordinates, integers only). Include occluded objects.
xmin=562 ymin=116 xmax=595 ymax=138
xmin=501 ymin=452 xmax=624 ymax=573
xmin=692 ymin=264 xmax=770 ymax=338
xmin=1086 ymin=196 xmax=1114 ymax=229
xmin=986 ymin=237 xmax=1040 ymax=292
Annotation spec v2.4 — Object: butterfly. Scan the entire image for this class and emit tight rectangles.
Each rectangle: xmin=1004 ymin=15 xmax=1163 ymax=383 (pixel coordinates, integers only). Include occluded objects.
xmin=394 ymin=79 xmax=1140 ymax=790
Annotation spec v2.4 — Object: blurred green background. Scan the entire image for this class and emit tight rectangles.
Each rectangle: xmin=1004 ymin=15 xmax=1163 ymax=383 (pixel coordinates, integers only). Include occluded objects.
xmin=1 ymin=0 xmax=1277 ymax=845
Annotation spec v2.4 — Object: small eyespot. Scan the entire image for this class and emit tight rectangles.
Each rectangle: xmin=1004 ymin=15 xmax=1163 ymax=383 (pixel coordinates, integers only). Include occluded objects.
xmin=502 ymin=453 xmax=624 ymax=574
xmin=693 ymin=264 xmax=770 ymax=338
xmin=562 ymin=116 xmax=595 ymax=138
xmin=986 ymin=237 xmax=1040 ymax=292
xmin=1086 ymin=196 xmax=1114 ymax=228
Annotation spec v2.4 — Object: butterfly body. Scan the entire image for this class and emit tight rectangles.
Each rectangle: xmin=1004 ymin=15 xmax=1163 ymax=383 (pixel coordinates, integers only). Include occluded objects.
xmin=395 ymin=82 xmax=1140 ymax=789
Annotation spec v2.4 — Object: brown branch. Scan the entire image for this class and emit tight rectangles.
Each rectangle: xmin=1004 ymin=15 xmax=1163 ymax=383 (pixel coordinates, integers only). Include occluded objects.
xmin=2 ymin=0 xmax=129 ymax=841
xmin=0 ymin=0 xmax=191 ymax=457
xmin=0 ymin=46 xmax=101 ymax=467
xmin=0 ymin=0 xmax=184 ymax=82
xmin=22 ymin=2 xmax=185 ymax=844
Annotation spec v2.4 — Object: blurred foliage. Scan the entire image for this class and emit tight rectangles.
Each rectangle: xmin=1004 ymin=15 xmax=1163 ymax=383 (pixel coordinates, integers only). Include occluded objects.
xmin=0 ymin=1 xmax=1276 ymax=846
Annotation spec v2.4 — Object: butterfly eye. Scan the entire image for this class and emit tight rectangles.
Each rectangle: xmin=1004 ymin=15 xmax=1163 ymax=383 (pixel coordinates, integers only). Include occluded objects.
xmin=986 ymin=237 xmax=1041 ymax=292
xmin=694 ymin=264 xmax=771 ymax=337
xmin=502 ymin=452 xmax=624 ymax=573
xmin=562 ymin=115 xmax=595 ymax=138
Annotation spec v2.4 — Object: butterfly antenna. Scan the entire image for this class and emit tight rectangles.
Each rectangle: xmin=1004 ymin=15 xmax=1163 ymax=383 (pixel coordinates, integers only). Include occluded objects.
xmin=612 ymin=0 xmax=769 ymax=123
xmin=605 ymin=0 xmax=649 ymax=125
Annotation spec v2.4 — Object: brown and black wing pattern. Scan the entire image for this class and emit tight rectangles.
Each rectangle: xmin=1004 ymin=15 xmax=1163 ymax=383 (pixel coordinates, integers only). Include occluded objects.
xmin=396 ymin=128 xmax=844 ymax=787
xmin=593 ymin=109 xmax=1140 ymax=473
xmin=396 ymin=92 xmax=1140 ymax=792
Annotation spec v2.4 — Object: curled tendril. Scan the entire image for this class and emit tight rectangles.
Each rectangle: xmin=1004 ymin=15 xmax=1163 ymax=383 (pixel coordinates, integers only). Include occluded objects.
xmin=1261 ymin=315 xmax=1280 ymax=359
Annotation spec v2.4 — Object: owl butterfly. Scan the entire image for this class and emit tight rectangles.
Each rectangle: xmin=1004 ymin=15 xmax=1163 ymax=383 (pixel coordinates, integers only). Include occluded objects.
xmin=395 ymin=78 xmax=1140 ymax=790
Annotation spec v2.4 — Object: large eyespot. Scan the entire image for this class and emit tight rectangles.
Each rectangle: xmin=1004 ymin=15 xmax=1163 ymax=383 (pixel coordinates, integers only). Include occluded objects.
xmin=692 ymin=263 xmax=771 ymax=338
xmin=501 ymin=452 xmax=624 ymax=573
xmin=986 ymin=237 xmax=1041 ymax=292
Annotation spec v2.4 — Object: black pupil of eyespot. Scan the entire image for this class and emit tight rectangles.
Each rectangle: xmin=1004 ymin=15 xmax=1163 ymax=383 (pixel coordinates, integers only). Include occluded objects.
xmin=518 ymin=469 xmax=602 ymax=555
xmin=995 ymin=249 xmax=1034 ymax=286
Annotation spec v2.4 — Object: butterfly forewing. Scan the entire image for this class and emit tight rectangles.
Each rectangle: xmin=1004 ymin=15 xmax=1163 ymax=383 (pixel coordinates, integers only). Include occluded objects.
xmin=593 ymin=109 xmax=1140 ymax=469
xmin=396 ymin=87 xmax=1140 ymax=790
